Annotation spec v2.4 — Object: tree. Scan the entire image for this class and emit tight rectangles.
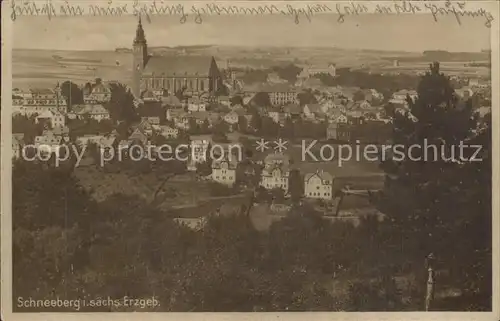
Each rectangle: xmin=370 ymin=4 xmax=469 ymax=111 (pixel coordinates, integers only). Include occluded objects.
xmin=297 ymin=89 xmax=317 ymax=106
xmin=377 ymin=62 xmax=491 ymax=310
xmin=288 ymin=169 xmax=303 ymax=203
xmin=272 ymin=64 xmax=302 ymax=83
xmin=249 ymin=109 xmax=262 ymax=132
xmin=60 ymin=80 xmax=84 ymax=108
xmin=252 ymin=92 xmax=271 ymax=107
xmin=353 ymin=90 xmax=365 ymax=102
xmin=12 ymin=114 xmax=44 ymax=143
xmin=84 ymin=82 xmax=93 ymax=93
xmin=230 ymin=95 xmax=243 ymax=106
xmin=260 ymin=117 xmax=279 ymax=137
xmin=241 ymin=69 xmax=268 ymax=84
xmin=188 ymin=118 xmax=199 ymax=134
xmin=238 ymin=116 xmax=248 ymax=132
xmin=107 ymin=83 xmax=139 ymax=123
xmin=383 ymin=102 xmax=396 ymax=118
xmin=212 ymin=122 xmax=230 ymax=140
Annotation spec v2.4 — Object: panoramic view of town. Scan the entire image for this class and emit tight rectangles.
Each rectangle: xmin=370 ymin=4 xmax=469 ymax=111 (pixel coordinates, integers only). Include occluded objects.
xmin=8 ymin=12 xmax=493 ymax=313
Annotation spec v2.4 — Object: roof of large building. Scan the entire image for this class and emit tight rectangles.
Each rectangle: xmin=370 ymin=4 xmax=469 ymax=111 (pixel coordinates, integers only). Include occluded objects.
xmin=304 ymin=170 xmax=334 ymax=184
xmin=143 ymin=55 xmax=216 ymax=77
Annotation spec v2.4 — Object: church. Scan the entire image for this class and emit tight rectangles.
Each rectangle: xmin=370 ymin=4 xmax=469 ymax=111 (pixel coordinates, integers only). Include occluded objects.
xmin=131 ymin=17 xmax=224 ymax=99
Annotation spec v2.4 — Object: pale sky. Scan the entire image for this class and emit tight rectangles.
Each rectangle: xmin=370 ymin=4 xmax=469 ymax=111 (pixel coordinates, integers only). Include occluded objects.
xmin=13 ymin=14 xmax=490 ymax=52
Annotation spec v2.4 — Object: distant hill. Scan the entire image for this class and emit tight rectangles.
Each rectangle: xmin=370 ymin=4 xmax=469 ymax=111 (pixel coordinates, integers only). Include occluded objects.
xmin=115 ymin=48 xmax=132 ymax=53
xmin=16 ymin=46 xmax=467 ymax=89
xmin=387 ymin=50 xmax=490 ymax=63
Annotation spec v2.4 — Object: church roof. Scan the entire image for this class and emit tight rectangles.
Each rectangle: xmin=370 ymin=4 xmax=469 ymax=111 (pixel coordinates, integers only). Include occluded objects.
xmin=143 ymin=55 xmax=215 ymax=77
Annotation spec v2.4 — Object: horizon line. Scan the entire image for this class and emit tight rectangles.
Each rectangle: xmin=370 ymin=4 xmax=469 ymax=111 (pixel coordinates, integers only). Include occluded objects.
xmin=12 ymin=46 xmax=490 ymax=54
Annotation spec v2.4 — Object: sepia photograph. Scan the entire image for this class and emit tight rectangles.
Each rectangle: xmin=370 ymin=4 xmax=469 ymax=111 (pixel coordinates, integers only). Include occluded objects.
xmin=1 ymin=0 xmax=498 ymax=317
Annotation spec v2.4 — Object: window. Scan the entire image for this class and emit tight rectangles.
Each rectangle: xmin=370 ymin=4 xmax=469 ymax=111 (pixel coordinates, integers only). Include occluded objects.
xmin=200 ymin=80 xmax=205 ymax=91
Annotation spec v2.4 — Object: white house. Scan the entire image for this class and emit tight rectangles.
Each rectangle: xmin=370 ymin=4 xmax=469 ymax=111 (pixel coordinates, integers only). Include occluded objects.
xmin=260 ymin=165 xmax=290 ymax=192
xmin=333 ymin=114 xmax=348 ymax=124
xmin=188 ymin=135 xmax=213 ymax=171
xmin=260 ymin=153 xmax=290 ymax=192
xmin=304 ymin=170 xmax=334 ymax=200
xmin=223 ymin=111 xmax=239 ymax=126
xmin=160 ymin=125 xmax=179 ymax=139
xmin=212 ymin=156 xmax=238 ymax=186
xmin=35 ymin=110 xmax=66 ymax=128
xmin=359 ymin=100 xmax=371 ymax=109
xmin=187 ymin=96 xmax=207 ymax=112
xmin=455 ymin=87 xmax=474 ymax=99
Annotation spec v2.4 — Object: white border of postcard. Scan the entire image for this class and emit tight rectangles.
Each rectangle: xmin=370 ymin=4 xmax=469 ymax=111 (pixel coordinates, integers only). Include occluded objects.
xmin=2 ymin=1 xmax=499 ymax=320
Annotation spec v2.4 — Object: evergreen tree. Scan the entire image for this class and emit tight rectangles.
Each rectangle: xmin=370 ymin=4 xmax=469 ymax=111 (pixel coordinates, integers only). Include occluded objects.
xmin=378 ymin=62 xmax=492 ymax=310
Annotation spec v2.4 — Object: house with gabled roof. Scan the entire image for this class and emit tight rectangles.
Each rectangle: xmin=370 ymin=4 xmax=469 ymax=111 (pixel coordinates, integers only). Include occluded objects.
xmin=35 ymin=110 xmax=66 ymax=128
xmin=223 ymin=110 xmax=239 ymax=126
xmin=303 ymin=103 xmax=325 ymax=121
xmin=83 ymin=80 xmax=112 ymax=104
xmin=188 ymin=134 xmax=213 ymax=171
xmin=169 ymin=110 xmax=190 ymax=130
xmin=212 ymin=155 xmax=239 ymax=186
xmin=128 ymin=127 xmax=149 ymax=146
xmin=260 ymin=161 xmax=290 ymax=192
xmin=304 ymin=170 xmax=334 ymax=200
xmin=159 ymin=125 xmax=179 ymax=139
xmin=187 ymin=96 xmax=207 ymax=112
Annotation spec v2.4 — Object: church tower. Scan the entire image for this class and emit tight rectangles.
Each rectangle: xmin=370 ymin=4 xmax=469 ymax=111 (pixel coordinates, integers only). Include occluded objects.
xmin=132 ymin=16 xmax=148 ymax=98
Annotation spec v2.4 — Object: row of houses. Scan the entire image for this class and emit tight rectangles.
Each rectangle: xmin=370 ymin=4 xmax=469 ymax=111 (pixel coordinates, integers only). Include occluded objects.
xmin=18 ymin=104 xmax=112 ymax=130
xmin=259 ymin=152 xmax=334 ymax=200
xmin=204 ymin=148 xmax=336 ymax=201
xmin=12 ymin=85 xmax=67 ymax=116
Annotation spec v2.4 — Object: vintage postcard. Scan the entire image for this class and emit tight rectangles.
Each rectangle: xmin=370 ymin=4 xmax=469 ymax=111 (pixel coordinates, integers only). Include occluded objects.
xmin=1 ymin=0 xmax=499 ymax=320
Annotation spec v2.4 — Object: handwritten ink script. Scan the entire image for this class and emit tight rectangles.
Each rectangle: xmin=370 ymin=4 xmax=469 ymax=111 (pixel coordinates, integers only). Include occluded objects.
xmin=9 ymin=0 xmax=495 ymax=28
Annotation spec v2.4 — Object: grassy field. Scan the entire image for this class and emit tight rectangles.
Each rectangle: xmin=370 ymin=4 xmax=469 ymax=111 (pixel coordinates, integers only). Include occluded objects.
xmin=74 ymin=165 xmax=210 ymax=205
xmin=13 ymin=49 xmax=133 ymax=89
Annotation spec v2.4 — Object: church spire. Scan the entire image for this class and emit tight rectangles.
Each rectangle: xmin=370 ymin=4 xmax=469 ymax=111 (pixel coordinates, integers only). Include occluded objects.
xmin=134 ymin=15 xmax=146 ymax=44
